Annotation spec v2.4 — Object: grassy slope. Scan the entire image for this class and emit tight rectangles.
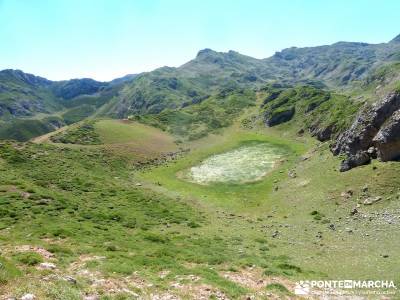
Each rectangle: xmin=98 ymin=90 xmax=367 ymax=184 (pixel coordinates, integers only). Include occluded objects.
xmin=0 ymin=102 xmax=101 ymax=142
xmin=0 ymin=75 xmax=123 ymax=141
xmin=135 ymin=88 xmax=257 ymax=141
xmin=104 ymin=92 xmax=400 ymax=286
xmin=260 ymin=85 xmax=362 ymax=138
xmin=95 ymin=112 xmax=400 ymax=286
xmin=0 ymin=125 xmax=307 ymax=299
xmin=138 ymin=118 xmax=400 ymax=288
xmin=139 ymin=127 xmax=306 ymax=212
xmin=50 ymin=121 xmax=101 ymax=145
xmin=34 ymin=119 xmax=179 ymax=162
xmin=0 ymin=117 xmax=64 ymax=141
xmin=269 ymin=143 xmax=400 ymax=282
xmin=1 ymin=96 xmax=400 ymax=298
xmin=94 ymin=119 xmax=179 ymax=162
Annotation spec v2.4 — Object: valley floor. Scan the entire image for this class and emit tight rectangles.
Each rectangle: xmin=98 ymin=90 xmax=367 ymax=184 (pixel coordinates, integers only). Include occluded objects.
xmin=0 ymin=119 xmax=399 ymax=299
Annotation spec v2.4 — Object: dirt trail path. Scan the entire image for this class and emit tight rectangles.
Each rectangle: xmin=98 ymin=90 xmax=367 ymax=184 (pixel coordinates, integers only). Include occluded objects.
xmin=31 ymin=124 xmax=71 ymax=144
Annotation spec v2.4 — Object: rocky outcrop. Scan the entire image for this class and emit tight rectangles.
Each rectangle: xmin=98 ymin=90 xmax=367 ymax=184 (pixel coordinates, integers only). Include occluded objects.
xmin=264 ymin=107 xmax=295 ymax=126
xmin=51 ymin=78 xmax=105 ymax=100
xmin=310 ymin=124 xmax=335 ymax=142
xmin=373 ymin=110 xmax=400 ymax=161
xmin=331 ymin=91 xmax=400 ymax=171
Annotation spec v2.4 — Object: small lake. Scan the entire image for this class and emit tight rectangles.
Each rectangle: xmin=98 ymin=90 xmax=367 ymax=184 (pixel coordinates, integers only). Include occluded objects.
xmin=184 ymin=142 xmax=287 ymax=185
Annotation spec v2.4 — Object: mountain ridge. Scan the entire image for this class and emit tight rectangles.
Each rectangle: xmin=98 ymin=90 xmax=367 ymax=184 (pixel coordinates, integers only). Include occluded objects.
xmin=1 ymin=33 xmax=400 ymax=141
xmin=2 ymin=33 xmax=399 ymax=84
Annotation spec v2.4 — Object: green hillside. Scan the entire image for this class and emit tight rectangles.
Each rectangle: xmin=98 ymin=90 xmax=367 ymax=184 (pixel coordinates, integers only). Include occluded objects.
xmin=1 ymin=34 xmax=400 ymax=299
xmin=105 ymin=37 xmax=400 ymax=118
xmin=2 ymin=35 xmax=400 ymax=141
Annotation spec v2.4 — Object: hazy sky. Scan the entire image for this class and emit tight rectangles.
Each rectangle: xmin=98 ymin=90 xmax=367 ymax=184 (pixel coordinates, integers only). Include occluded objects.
xmin=1 ymin=0 xmax=399 ymax=81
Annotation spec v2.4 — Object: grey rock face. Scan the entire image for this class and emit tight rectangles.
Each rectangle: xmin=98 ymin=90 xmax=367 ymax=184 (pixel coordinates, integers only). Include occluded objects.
xmin=264 ymin=107 xmax=295 ymax=126
xmin=373 ymin=110 xmax=400 ymax=161
xmin=311 ymin=124 xmax=335 ymax=142
xmin=339 ymin=151 xmax=371 ymax=172
xmin=331 ymin=91 xmax=400 ymax=171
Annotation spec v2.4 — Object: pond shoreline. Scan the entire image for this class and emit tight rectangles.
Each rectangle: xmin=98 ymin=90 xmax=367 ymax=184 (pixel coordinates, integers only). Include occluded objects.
xmin=180 ymin=141 xmax=288 ymax=185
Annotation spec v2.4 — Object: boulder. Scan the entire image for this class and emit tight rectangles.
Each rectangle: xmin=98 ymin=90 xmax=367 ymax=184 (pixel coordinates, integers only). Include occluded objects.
xmin=350 ymin=208 xmax=358 ymax=215
xmin=21 ymin=294 xmax=35 ymax=300
xmin=314 ymin=124 xmax=334 ymax=142
xmin=331 ymin=91 xmax=400 ymax=171
xmin=363 ymin=196 xmax=382 ymax=205
xmin=340 ymin=151 xmax=371 ymax=172
xmin=373 ymin=110 xmax=400 ymax=161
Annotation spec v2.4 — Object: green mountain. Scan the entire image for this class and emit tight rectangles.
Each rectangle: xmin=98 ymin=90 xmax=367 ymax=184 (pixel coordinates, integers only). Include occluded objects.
xmin=105 ymin=36 xmax=400 ymax=118
xmin=266 ymin=38 xmax=400 ymax=86
xmin=0 ymin=70 xmax=134 ymax=140
xmin=0 ymin=69 xmax=59 ymax=119
xmin=105 ymin=49 xmax=269 ymax=117
xmin=1 ymin=34 xmax=400 ymax=143
xmin=2 ymin=34 xmax=400 ymax=299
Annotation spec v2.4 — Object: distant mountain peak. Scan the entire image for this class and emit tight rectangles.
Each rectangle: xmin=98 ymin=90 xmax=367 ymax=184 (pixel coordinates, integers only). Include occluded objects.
xmin=196 ymin=48 xmax=218 ymax=58
xmin=390 ymin=33 xmax=400 ymax=43
xmin=196 ymin=49 xmax=243 ymax=59
xmin=0 ymin=69 xmax=52 ymax=86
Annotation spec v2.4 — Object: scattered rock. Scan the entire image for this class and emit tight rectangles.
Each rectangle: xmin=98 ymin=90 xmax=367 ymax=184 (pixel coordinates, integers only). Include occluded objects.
xmin=15 ymin=245 xmax=54 ymax=259
xmin=300 ymin=155 xmax=309 ymax=161
xmin=288 ymin=170 xmax=297 ymax=178
xmin=271 ymin=231 xmax=279 ymax=238
xmin=350 ymin=208 xmax=358 ymax=216
xmin=84 ymin=295 xmax=99 ymax=300
xmin=341 ymin=190 xmax=353 ymax=199
xmin=64 ymin=276 xmax=77 ymax=284
xmin=363 ymin=196 xmax=382 ymax=205
xmin=135 ymin=183 xmax=142 ymax=187
xmin=328 ymin=224 xmax=336 ymax=230
xmin=20 ymin=192 xmax=31 ymax=199
xmin=21 ymin=294 xmax=35 ymax=300
xmin=38 ymin=262 xmax=56 ymax=270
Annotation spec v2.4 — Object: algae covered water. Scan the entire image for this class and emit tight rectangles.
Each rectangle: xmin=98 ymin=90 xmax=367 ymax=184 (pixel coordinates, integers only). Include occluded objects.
xmin=185 ymin=142 xmax=286 ymax=185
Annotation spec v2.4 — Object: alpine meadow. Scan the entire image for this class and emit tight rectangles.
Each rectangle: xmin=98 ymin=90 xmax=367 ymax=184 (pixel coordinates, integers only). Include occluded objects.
xmin=1 ymin=1 xmax=400 ymax=299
